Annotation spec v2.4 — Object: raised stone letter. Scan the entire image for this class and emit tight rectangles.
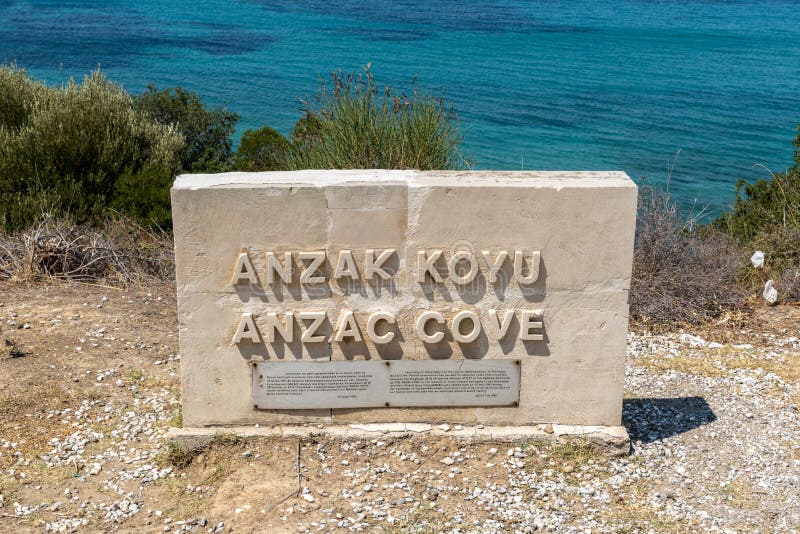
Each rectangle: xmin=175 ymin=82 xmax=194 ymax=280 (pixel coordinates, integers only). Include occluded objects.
xmin=417 ymin=250 xmax=444 ymax=283
xmin=488 ymin=309 xmax=515 ymax=340
xmin=333 ymin=250 xmax=359 ymax=280
xmin=481 ymin=250 xmax=509 ymax=283
xmin=230 ymin=252 xmax=257 ymax=286
xmin=299 ymin=251 xmax=326 ymax=284
xmin=514 ymin=250 xmax=541 ymax=284
xmin=519 ymin=310 xmax=544 ymax=341
xmin=448 ymin=251 xmax=479 ymax=285
xmin=298 ymin=311 xmax=326 ymax=342
xmin=367 ymin=312 xmax=395 ymax=344
xmin=264 ymin=312 xmax=294 ymax=342
xmin=451 ymin=310 xmax=481 ymax=343
xmin=334 ymin=310 xmax=362 ymax=342
xmin=365 ymin=249 xmax=395 ymax=280
xmin=416 ymin=311 xmax=445 ymax=343
xmin=266 ymin=252 xmax=292 ymax=284
xmin=232 ymin=312 xmax=260 ymax=344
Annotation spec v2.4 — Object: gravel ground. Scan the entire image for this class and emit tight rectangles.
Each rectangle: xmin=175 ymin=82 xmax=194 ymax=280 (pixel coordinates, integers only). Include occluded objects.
xmin=0 ymin=282 xmax=798 ymax=533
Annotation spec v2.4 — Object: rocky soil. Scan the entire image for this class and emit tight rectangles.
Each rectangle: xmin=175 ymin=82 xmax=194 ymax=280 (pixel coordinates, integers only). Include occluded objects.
xmin=0 ymin=282 xmax=798 ymax=533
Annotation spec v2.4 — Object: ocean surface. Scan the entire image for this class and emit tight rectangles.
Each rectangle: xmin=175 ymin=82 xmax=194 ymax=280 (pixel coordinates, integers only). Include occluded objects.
xmin=2 ymin=0 xmax=799 ymax=213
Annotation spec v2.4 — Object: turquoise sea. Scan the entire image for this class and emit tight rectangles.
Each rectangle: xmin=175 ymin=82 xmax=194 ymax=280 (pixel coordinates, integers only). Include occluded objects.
xmin=1 ymin=0 xmax=799 ymax=213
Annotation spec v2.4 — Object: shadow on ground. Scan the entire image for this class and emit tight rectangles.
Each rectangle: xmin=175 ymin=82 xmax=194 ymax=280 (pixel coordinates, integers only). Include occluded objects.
xmin=623 ymin=397 xmax=716 ymax=443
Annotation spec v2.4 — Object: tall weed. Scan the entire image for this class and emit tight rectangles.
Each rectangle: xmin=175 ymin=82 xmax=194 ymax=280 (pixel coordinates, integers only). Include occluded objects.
xmin=288 ymin=68 xmax=467 ymax=170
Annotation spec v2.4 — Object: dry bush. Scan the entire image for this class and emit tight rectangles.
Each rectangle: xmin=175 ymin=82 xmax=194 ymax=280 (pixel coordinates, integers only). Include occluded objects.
xmin=0 ymin=214 xmax=173 ymax=285
xmin=631 ymin=184 xmax=747 ymax=328
xmin=777 ymin=268 xmax=800 ymax=302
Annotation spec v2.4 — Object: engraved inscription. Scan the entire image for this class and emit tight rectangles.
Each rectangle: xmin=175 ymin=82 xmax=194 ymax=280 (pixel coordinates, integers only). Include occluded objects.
xmin=252 ymin=360 xmax=521 ymax=409
xmin=229 ymin=248 xmax=540 ymax=285
xmin=389 ymin=368 xmax=513 ymax=399
xmin=229 ymin=246 xmax=547 ymax=361
xmin=260 ymin=370 xmax=373 ymax=397
xmin=233 ymin=308 xmax=544 ymax=345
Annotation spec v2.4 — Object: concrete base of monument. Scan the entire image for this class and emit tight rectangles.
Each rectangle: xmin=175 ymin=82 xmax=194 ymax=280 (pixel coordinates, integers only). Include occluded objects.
xmin=166 ymin=423 xmax=630 ymax=456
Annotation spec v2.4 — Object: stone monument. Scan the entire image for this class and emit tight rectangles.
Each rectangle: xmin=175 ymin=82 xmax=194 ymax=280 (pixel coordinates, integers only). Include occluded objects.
xmin=170 ymin=170 xmax=636 ymax=447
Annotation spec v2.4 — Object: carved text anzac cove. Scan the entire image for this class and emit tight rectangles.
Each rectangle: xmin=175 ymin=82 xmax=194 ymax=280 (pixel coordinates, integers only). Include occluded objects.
xmin=229 ymin=249 xmax=544 ymax=345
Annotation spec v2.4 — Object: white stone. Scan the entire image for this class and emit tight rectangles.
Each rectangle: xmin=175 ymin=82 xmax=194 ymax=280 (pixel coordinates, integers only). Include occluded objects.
xmin=172 ymin=170 xmax=637 ymax=428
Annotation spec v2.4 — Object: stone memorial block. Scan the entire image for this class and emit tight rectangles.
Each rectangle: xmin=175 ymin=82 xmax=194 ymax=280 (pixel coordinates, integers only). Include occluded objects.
xmin=171 ymin=170 xmax=637 ymax=429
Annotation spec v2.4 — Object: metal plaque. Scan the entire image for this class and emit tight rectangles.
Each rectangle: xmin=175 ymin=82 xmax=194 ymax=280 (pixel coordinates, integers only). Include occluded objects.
xmin=252 ymin=360 xmax=521 ymax=410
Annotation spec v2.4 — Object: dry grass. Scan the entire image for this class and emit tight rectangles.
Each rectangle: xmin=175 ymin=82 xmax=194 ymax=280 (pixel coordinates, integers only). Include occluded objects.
xmin=781 ymin=439 xmax=800 ymax=461
xmin=599 ymin=480 xmax=689 ymax=533
xmin=544 ymin=440 xmax=601 ymax=470
xmin=720 ymin=479 xmax=757 ymax=509
xmin=639 ymin=346 xmax=800 ymax=383
xmin=161 ymin=441 xmax=196 ymax=469
xmin=0 ymin=395 xmax=107 ymax=474
xmin=0 ymin=376 xmax=113 ymax=471
xmin=0 ymin=214 xmax=173 ymax=285
xmin=155 ymin=436 xmax=252 ymax=521
xmin=638 ymin=352 xmax=726 ymax=377
xmin=517 ymin=438 xmax=603 ymax=469
xmin=631 ymin=183 xmax=747 ymax=329
xmin=381 ymin=508 xmax=440 ymax=534
xmin=0 ymin=474 xmax=18 ymax=502
xmin=123 ymin=367 xmax=175 ymax=390
xmin=159 ymin=433 xmax=243 ymax=470
xmin=690 ymin=310 xmax=753 ymax=343
xmin=168 ymin=404 xmax=183 ymax=428
xmin=0 ymin=383 xmax=74 ymax=414
xmin=153 ymin=473 xmax=208 ymax=521
xmin=0 ymin=383 xmax=86 ymax=455
xmin=722 ymin=353 xmax=800 ymax=383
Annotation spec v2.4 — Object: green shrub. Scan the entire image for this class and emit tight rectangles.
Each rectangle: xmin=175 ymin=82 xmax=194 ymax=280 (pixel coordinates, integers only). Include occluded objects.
xmin=713 ymin=126 xmax=800 ymax=302
xmin=0 ymin=64 xmax=47 ymax=131
xmin=135 ymin=85 xmax=239 ymax=172
xmin=234 ymin=125 xmax=290 ymax=171
xmin=111 ymin=166 xmax=175 ymax=228
xmin=287 ymin=68 xmax=467 ymax=170
xmin=715 ymin=168 xmax=800 ymax=242
xmin=715 ymin=126 xmax=800 ymax=241
xmin=0 ymin=68 xmax=183 ymax=231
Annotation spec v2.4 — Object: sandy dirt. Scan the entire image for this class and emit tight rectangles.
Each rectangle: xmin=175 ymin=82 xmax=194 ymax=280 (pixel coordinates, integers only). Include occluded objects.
xmin=0 ymin=281 xmax=798 ymax=533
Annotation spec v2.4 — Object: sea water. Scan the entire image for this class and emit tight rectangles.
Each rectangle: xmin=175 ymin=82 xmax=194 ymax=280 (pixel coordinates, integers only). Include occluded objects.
xmin=2 ymin=0 xmax=799 ymax=213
